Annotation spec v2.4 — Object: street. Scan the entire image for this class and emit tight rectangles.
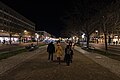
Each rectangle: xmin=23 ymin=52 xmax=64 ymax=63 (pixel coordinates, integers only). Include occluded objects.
xmin=0 ymin=43 xmax=120 ymax=80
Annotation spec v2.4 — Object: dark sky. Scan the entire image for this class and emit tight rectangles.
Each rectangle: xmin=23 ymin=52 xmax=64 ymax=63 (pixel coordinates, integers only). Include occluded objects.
xmin=0 ymin=0 xmax=114 ymax=37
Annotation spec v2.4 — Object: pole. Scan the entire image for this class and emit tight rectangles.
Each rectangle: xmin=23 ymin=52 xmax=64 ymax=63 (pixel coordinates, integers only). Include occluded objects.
xmin=37 ymin=38 xmax=38 ymax=45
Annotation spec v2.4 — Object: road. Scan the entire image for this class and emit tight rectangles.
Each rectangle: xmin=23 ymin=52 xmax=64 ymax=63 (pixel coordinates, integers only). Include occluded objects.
xmin=0 ymin=43 xmax=120 ymax=80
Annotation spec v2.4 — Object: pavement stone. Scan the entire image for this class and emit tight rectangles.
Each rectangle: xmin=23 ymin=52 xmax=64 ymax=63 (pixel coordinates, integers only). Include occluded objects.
xmin=0 ymin=44 xmax=120 ymax=80
xmin=0 ymin=44 xmax=120 ymax=79
xmin=74 ymin=46 xmax=120 ymax=77
xmin=0 ymin=46 xmax=47 ymax=75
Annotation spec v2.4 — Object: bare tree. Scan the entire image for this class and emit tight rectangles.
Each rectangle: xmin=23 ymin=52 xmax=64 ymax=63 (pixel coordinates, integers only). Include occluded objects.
xmin=98 ymin=1 xmax=120 ymax=50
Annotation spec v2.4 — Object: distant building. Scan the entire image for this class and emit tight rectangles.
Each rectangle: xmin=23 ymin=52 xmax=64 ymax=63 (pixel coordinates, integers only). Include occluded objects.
xmin=0 ymin=1 xmax=35 ymax=44
xmin=90 ymin=28 xmax=120 ymax=45
xmin=36 ymin=31 xmax=51 ymax=41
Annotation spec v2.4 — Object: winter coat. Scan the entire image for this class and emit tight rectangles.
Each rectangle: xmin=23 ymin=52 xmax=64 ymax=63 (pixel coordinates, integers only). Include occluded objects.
xmin=47 ymin=42 xmax=55 ymax=53
xmin=55 ymin=45 xmax=63 ymax=57
xmin=64 ymin=47 xmax=73 ymax=61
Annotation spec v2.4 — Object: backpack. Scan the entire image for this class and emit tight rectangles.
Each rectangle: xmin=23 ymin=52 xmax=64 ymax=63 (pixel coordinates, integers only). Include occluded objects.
xmin=66 ymin=49 xmax=71 ymax=55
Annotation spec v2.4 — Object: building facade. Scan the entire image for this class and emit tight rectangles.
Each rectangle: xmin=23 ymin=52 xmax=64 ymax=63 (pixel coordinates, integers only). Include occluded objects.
xmin=36 ymin=31 xmax=51 ymax=41
xmin=90 ymin=28 xmax=120 ymax=45
xmin=0 ymin=1 xmax=35 ymax=44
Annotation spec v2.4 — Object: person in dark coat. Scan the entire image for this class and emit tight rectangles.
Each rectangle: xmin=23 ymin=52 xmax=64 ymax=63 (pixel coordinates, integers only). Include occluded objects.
xmin=47 ymin=42 xmax=55 ymax=61
xmin=64 ymin=45 xmax=73 ymax=66
xmin=69 ymin=41 xmax=72 ymax=48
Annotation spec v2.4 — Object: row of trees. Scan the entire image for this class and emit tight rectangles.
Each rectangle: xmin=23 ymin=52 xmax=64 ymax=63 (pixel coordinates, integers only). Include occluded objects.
xmin=62 ymin=0 xmax=120 ymax=50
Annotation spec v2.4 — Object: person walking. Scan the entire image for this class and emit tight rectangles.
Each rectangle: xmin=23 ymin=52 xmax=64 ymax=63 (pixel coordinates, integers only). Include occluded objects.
xmin=47 ymin=42 xmax=55 ymax=61
xmin=69 ymin=41 xmax=72 ymax=48
xmin=64 ymin=45 xmax=73 ymax=66
xmin=55 ymin=42 xmax=63 ymax=64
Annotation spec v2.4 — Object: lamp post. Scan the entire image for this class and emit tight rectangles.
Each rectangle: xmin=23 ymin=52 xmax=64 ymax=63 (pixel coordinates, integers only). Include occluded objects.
xmin=24 ymin=30 xmax=27 ymax=43
xmin=35 ymin=33 xmax=39 ymax=45
xmin=19 ymin=33 xmax=22 ymax=44
xmin=24 ymin=30 xmax=27 ymax=33
xmin=95 ymin=30 xmax=98 ymax=44
xmin=82 ymin=33 xmax=85 ymax=47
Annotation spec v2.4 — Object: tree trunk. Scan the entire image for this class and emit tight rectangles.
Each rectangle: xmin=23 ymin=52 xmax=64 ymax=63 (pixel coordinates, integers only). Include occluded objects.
xmin=9 ymin=33 xmax=12 ymax=45
xmin=19 ymin=36 xmax=22 ymax=44
xmin=86 ymin=34 xmax=90 ymax=48
xmin=104 ymin=33 xmax=108 ymax=50
xmin=108 ymin=36 xmax=111 ymax=45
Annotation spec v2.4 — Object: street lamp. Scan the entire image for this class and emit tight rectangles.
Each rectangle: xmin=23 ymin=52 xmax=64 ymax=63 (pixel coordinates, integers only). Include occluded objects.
xmin=19 ymin=33 xmax=22 ymax=44
xmin=82 ymin=33 xmax=85 ymax=46
xmin=95 ymin=30 xmax=98 ymax=33
xmin=95 ymin=30 xmax=98 ymax=43
xmin=24 ymin=30 xmax=27 ymax=33
xmin=1 ymin=30 xmax=3 ymax=32
xmin=82 ymin=34 xmax=85 ymax=39
xmin=35 ymin=33 xmax=39 ymax=45
xmin=23 ymin=30 xmax=28 ymax=43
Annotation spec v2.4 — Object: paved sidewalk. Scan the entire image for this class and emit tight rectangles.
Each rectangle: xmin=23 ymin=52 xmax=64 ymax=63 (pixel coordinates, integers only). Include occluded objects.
xmin=0 ymin=46 xmax=47 ymax=75
xmin=74 ymin=46 xmax=120 ymax=77
xmin=0 ymin=44 xmax=120 ymax=80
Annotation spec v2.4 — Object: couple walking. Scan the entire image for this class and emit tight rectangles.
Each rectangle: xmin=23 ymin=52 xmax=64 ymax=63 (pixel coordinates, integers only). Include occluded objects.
xmin=47 ymin=41 xmax=63 ymax=64
xmin=47 ymin=41 xmax=73 ymax=66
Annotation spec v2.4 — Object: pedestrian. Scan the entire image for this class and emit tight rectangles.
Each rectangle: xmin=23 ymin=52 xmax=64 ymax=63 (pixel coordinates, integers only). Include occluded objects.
xmin=64 ymin=45 xmax=73 ymax=66
xmin=72 ymin=42 xmax=76 ymax=49
xmin=69 ymin=41 xmax=72 ymax=48
xmin=55 ymin=42 xmax=63 ymax=64
xmin=3 ymin=40 xmax=5 ymax=44
xmin=116 ymin=41 xmax=118 ymax=45
xmin=47 ymin=42 xmax=55 ymax=61
xmin=69 ymin=46 xmax=73 ymax=63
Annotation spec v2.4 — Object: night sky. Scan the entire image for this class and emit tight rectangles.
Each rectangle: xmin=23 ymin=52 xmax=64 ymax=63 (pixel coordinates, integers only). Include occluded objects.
xmin=0 ymin=0 xmax=114 ymax=37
